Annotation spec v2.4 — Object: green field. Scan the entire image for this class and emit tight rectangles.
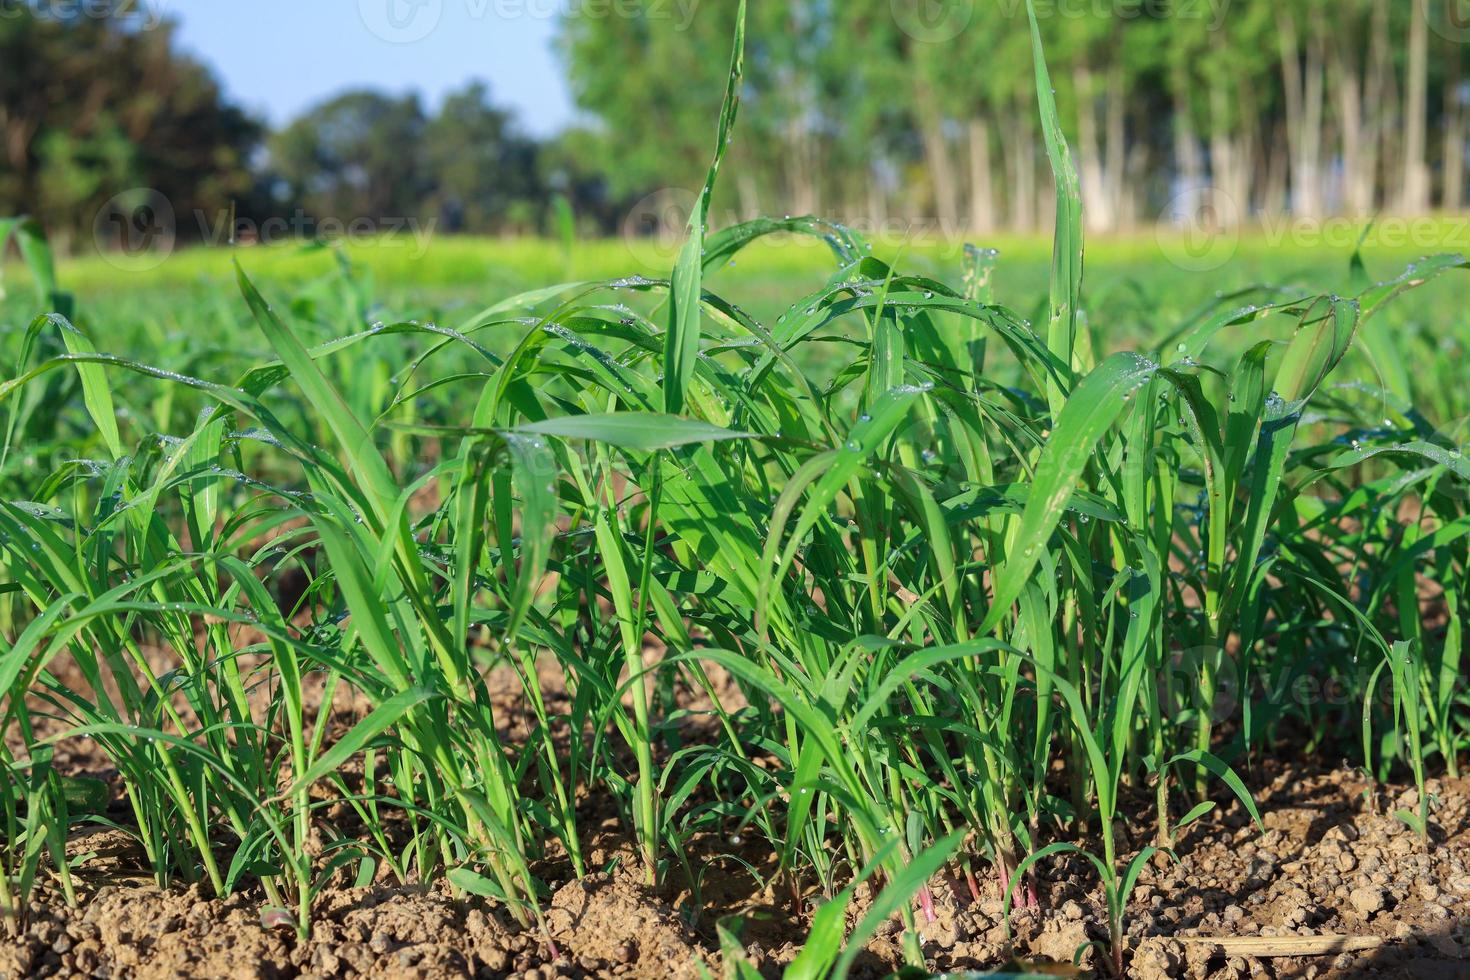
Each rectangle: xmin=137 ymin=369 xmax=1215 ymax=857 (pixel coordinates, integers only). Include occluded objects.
xmin=16 ymin=219 xmax=1470 ymax=311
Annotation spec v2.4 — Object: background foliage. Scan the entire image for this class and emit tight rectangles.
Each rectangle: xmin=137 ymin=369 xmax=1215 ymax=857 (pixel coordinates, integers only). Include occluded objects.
xmin=2 ymin=0 xmax=1466 ymax=250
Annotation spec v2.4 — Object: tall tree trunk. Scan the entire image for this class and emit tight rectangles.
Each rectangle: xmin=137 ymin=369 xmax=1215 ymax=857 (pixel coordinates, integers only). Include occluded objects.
xmin=1277 ymin=9 xmax=1303 ymax=212
xmin=1447 ymin=54 xmax=1466 ymax=211
xmin=737 ymin=175 xmax=760 ymax=222
xmin=1076 ymin=64 xmax=1113 ymax=232
xmin=1008 ymin=100 xmax=1038 ymax=232
xmin=867 ymin=165 xmax=889 ymax=226
xmin=920 ymin=116 xmax=960 ymax=232
xmin=1122 ymin=139 xmax=1149 ymax=229
xmin=1236 ymin=77 xmax=1261 ymax=217
xmin=968 ymin=117 xmax=995 ymax=234
xmin=1303 ymin=13 xmax=1327 ymax=217
xmin=784 ymin=116 xmax=818 ymax=217
xmin=1401 ymin=0 xmax=1431 ymax=213
xmin=1104 ymin=60 xmax=1128 ymax=229
xmin=1381 ymin=16 xmax=1404 ymax=203
xmin=1172 ymin=61 xmax=1205 ymax=201
xmin=1329 ymin=15 xmax=1367 ymax=214
xmin=1209 ymin=79 xmax=1246 ymax=226
xmin=1361 ymin=0 xmax=1390 ymax=214
xmin=1277 ymin=9 xmax=1326 ymax=217
xmin=915 ymin=82 xmax=960 ymax=233
xmin=1263 ymin=120 xmax=1290 ymax=218
xmin=1119 ymin=102 xmax=1153 ymax=230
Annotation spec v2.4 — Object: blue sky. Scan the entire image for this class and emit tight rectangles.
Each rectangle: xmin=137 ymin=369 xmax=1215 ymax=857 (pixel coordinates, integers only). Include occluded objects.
xmin=161 ymin=0 xmax=576 ymax=136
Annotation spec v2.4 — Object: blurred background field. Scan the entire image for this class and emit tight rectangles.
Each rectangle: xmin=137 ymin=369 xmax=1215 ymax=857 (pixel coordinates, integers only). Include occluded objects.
xmin=7 ymin=222 xmax=1469 ymax=318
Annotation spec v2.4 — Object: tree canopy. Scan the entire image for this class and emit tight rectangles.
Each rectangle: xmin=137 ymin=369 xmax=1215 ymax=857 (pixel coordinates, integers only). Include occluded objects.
xmin=559 ymin=0 xmax=1466 ymax=233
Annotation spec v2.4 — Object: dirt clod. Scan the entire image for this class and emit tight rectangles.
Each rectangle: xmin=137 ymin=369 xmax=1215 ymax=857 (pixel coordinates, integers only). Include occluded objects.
xmin=1350 ymin=885 xmax=1387 ymax=916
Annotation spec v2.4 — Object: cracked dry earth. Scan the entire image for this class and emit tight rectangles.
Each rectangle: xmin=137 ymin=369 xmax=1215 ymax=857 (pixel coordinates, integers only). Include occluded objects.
xmin=2 ymin=766 xmax=1468 ymax=979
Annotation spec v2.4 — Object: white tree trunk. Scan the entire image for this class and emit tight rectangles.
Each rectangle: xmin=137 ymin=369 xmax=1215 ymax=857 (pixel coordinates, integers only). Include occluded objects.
xmin=919 ymin=109 xmax=960 ymax=233
xmin=1209 ymin=79 xmax=1248 ymax=225
xmin=1008 ymin=101 xmax=1038 ymax=232
xmin=1076 ymin=65 xmax=1113 ymax=232
xmin=1401 ymin=0 xmax=1431 ymax=213
xmin=968 ymin=117 xmax=995 ymax=234
xmin=1172 ymin=61 xmax=1205 ymax=200
xmin=1104 ymin=62 xmax=1128 ymax=229
xmin=1446 ymin=57 xmax=1466 ymax=211
xmin=1277 ymin=9 xmax=1326 ymax=218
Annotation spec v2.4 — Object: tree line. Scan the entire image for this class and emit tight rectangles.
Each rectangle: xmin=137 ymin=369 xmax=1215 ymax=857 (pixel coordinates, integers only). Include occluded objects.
xmin=0 ymin=3 xmax=599 ymax=251
xmin=563 ymin=0 xmax=1467 ymax=234
xmin=2 ymin=0 xmax=1465 ymax=254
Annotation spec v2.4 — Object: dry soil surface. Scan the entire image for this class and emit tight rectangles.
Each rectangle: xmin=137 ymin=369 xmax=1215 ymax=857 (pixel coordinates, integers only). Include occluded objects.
xmin=2 ymin=765 xmax=1469 ymax=979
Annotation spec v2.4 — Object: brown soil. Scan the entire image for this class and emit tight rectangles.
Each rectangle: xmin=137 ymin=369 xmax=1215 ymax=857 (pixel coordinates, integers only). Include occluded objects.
xmin=11 ymin=622 xmax=1467 ymax=979
xmin=4 ymin=764 xmax=1470 ymax=979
